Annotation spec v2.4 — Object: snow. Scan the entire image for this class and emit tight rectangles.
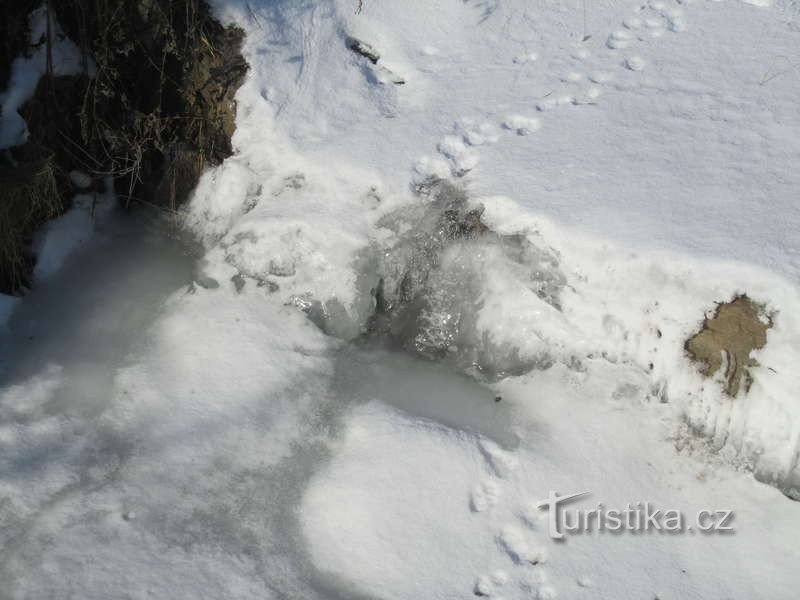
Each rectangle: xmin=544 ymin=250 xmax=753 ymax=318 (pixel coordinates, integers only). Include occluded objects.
xmin=2 ymin=0 xmax=800 ymax=598
xmin=304 ymin=363 xmax=800 ymax=599
xmin=0 ymin=295 xmax=18 ymax=329
xmin=68 ymin=170 xmax=92 ymax=189
xmin=302 ymin=401 xmax=495 ymax=599
xmin=0 ymin=6 xmax=84 ymax=149
xmin=0 ymin=187 xmax=114 ymax=329
xmin=32 ymin=190 xmax=115 ymax=282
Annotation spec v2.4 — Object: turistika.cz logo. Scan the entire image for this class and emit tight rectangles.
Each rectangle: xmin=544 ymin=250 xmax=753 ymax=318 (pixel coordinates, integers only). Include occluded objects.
xmin=535 ymin=491 xmax=734 ymax=539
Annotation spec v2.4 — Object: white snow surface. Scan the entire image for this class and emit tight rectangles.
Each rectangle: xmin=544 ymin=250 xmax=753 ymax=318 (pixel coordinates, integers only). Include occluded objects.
xmin=32 ymin=188 xmax=115 ymax=282
xmin=2 ymin=0 xmax=800 ymax=598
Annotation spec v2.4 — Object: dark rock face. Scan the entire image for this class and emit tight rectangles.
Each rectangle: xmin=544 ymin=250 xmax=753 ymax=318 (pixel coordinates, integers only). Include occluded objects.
xmin=685 ymin=295 xmax=772 ymax=396
xmin=0 ymin=1 xmax=247 ymax=293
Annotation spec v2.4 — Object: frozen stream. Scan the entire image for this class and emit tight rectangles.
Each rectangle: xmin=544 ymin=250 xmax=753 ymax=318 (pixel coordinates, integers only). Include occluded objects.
xmin=0 ymin=204 xmax=524 ymax=599
xmin=0 ymin=208 xmax=195 ymax=416
xmin=0 ymin=200 xmax=799 ymax=600
xmin=0 ymin=205 xmax=799 ymax=599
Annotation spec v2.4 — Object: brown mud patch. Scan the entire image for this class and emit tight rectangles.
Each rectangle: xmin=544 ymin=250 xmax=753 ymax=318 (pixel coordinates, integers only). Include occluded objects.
xmin=685 ymin=295 xmax=772 ymax=396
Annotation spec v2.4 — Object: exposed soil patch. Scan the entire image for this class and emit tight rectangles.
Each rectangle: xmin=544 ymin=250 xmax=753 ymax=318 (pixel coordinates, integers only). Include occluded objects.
xmin=685 ymin=295 xmax=772 ymax=396
xmin=1 ymin=1 xmax=247 ymax=293
xmin=48 ymin=0 xmax=248 ymax=209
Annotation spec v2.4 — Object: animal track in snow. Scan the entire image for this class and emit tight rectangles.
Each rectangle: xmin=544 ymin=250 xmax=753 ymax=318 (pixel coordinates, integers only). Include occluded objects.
xmin=414 ymin=155 xmax=452 ymax=180
xmin=458 ymin=119 xmax=500 ymax=146
xmin=645 ymin=16 xmax=663 ymax=29
xmin=537 ymin=585 xmax=558 ymax=599
xmin=520 ymin=501 xmax=548 ymax=531
xmin=626 ymin=56 xmax=646 ymax=71
xmin=624 ymin=16 xmax=644 ymax=29
xmin=498 ymin=524 xmax=547 ymax=565
xmin=464 ymin=441 xmax=550 ymax=597
xmin=474 ymin=570 xmax=509 ymax=597
xmin=513 ymin=52 xmax=539 ymax=64
xmin=561 ymin=71 xmax=585 ymax=83
xmin=502 ymin=115 xmax=541 ymax=135
xmin=435 ymin=133 xmax=480 ymax=174
xmin=518 ymin=568 xmax=557 ymax=599
xmin=571 ymin=48 xmax=591 ymax=61
xmin=410 ymin=0 xmax=696 ymax=186
xmin=412 ymin=1 xmax=693 ymax=186
xmin=416 ymin=118 xmax=501 ymax=179
xmin=558 ymin=67 xmax=601 ymax=105
xmin=589 ymin=71 xmax=614 ymax=84
xmin=479 ymin=439 xmax=519 ymax=477
xmin=606 ymin=29 xmax=636 ymax=49
xmin=471 ymin=478 xmax=502 ymax=512
xmin=464 ymin=129 xmax=489 ymax=146
xmin=605 ymin=0 xmax=689 ymax=52
xmin=438 ymin=135 xmax=467 ymax=158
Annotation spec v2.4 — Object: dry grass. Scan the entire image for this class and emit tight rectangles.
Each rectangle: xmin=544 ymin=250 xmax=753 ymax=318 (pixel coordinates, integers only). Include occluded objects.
xmin=0 ymin=145 xmax=61 ymax=292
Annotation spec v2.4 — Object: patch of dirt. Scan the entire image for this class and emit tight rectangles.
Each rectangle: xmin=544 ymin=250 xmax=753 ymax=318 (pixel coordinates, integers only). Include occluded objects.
xmin=1 ymin=1 xmax=247 ymax=293
xmin=685 ymin=295 xmax=772 ymax=396
xmin=48 ymin=0 xmax=248 ymax=210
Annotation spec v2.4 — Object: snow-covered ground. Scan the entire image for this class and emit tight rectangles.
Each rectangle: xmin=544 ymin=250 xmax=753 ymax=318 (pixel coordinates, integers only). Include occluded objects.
xmin=2 ymin=0 xmax=800 ymax=598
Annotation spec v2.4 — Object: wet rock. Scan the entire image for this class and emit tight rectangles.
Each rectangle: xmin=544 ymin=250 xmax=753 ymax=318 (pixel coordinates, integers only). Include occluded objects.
xmin=685 ymin=295 xmax=772 ymax=396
